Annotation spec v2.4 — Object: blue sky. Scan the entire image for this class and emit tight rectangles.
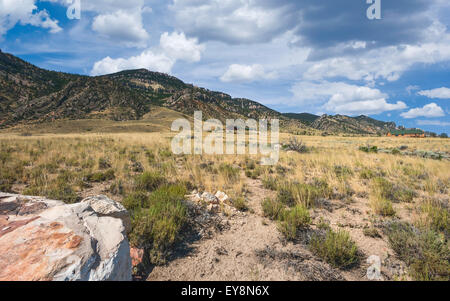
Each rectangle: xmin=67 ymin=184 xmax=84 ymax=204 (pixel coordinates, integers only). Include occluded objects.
xmin=0 ymin=0 xmax=449 ymax=134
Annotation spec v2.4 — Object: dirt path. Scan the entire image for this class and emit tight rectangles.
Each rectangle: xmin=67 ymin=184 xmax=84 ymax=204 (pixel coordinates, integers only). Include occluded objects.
xmin=147 ymin=177 xmax=348 ymax=281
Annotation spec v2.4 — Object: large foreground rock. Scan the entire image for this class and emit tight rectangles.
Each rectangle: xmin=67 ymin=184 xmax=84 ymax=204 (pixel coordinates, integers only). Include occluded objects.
xmin=0 ymin=193 xmax=132 ymax=281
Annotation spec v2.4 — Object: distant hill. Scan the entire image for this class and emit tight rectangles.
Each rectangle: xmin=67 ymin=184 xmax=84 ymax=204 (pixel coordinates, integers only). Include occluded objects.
xmin=282 ymin=113 xmax=319 ymax=125
xmin=310 ymin=114 xmax=397 ymax=135
xmin=1 ymin=50 xmax=308 ymax=130
xmin=0 ymin=50 xmax=400 ymax=136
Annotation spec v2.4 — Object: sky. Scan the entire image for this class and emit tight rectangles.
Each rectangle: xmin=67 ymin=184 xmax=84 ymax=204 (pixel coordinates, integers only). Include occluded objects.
xmin=0 ymin=0 xmax=449 ymax=134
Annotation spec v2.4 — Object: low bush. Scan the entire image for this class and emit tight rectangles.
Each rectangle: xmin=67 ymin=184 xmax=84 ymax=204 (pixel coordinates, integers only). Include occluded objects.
xmin=85 ymin=169 xmax=115 ymax=182
xmin=261 ymin=198 xmax=285 ymax=220
xmin=371 ymin=197 xmax=396 ymax=217
xmin=278 ymin=205 xmax=311 ymax=240
xmin=232 ymin=197 xmax=249 ymax=212
xmin=123 ymin=191 xmax=150 ymax=211
xmin=245 ymin=167 xmax=261 ymax=179
xmin=134 ymin=171 xmax=166 ymax=192
xmin=391 ymin=148 xmax=401 ymax=155
xmin=277 ymin=180 xmax=332 ymax=208
xmin=262 ymin=176 xmax=278 ymax=191
xmin=384 ymin=222 xmax=449 ymax=281
xmin=284 ymin=137 xmax=308 ymax=153
xmin=359 ymin=145 xmax=378 ymax=153
xmin=295 ymin=180 xmax=332 ymax=208
xmin=129 ymin=184 xmax=188 ymax=265
xmin=309 ymin=229 xmax=359 ymax=269
xmin=276 ymin=187 xmax=296 ymax=207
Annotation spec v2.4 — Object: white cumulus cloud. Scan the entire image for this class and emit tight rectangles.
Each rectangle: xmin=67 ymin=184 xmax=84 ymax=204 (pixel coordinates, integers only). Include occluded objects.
xmin=91 ymin=31 xmax=205 ymax=76
xmin=400 ymin=103 xmax=445 ymax=119
xmin=92 ymin=9 xmax=149 ymax=48
xmin=160 ymin=32 xmax=205 ymax=62
xmin=0 ymin=0 xmax=61 ymax=38
xmin=418 ymin=87 xmax=450 ymax=99
xmin=290 ymin=81 xmax=407 ymax=115
xmin=220 ymin=64 xmax=276 ymax=83
xmin=91 ymin=51 xmax=174 ymax=76
xmin=169 ymin=0 xmax=295 ymax=44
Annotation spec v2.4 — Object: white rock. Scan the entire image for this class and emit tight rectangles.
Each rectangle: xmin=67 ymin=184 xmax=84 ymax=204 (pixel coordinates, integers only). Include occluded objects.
xmin=215 ymin=191 xmax=229 ymax=203
xmin=201 ymin=192 xmax=219 ymax=204
xmin=0 ymin=193 xmax=132 ymax=281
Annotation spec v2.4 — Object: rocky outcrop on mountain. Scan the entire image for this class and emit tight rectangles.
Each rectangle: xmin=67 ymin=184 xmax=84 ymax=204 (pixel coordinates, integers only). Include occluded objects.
xmin=311 ymin=114 xmax=397 ymax=135
xmin=0 ymin=193 xmax=132 ymax=281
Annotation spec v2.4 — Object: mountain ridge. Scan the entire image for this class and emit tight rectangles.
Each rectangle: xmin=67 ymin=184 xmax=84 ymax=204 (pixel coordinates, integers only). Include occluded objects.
xmin=0 ymin=50 xmax=401 ymax=135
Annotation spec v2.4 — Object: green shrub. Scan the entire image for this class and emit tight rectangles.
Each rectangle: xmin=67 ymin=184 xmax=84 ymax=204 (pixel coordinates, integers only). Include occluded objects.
xmin=277 ymin=180 xmax=331 ymax=208
xmin=372 ymin=197 xmax=396 ymax=216
xmin=294 ymin=180 xmax=332 ymax=208
xmin=262 ymin=176 xmax=278 ymax=190
xmin=85 ymin=169 xmax=115 ymax=182
xmin=278 ymin=205 xmax=311 ymax=240
xmin=232 ymin=197 xmax=249 ymax=212
xmin=277 ymin=187 xmax=296 ymax=207
xmin=309 ymin=229 xmax=359 ymax=269
xmin=245 ymin=167 xmax=261 ymax=179
xmin=134 ymin=171 xmax=166 ymax=192
xmin=129 ymin=185 xmax=188 ymax=265
xmin=148 ymin=184 xmax=187 ymax=204
xmin=359 ymin=145 xmax=378 ymax=153
xmin=384 ymin=222 xmax=449 ymax=281
xmin=391 ymin=148 xmax=401 ymax=155
xmin=261 ymin=198 xmax=285 ymax=220
xmin=123 ymin=191 xmax=150 ymax=211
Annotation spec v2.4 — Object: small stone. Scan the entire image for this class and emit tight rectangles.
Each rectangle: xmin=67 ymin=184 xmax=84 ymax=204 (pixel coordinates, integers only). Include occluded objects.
xmin=202 ymin=192 xmax=220 ymax=204
xmin=215 ymin=191 xmax=229 ymax=203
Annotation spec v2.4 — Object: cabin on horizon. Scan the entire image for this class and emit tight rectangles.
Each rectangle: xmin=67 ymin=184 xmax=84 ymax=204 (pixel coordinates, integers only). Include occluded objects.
xmin=387 ymin=129 xmax=425 ymax=138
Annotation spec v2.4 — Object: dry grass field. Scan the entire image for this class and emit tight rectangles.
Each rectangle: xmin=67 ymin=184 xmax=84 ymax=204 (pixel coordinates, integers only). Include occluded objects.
xmin=0 ymin=129 xmax=448 ymax=281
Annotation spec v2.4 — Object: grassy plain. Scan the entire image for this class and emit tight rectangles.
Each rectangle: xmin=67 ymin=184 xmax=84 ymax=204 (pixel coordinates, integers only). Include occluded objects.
xmin=0 ymin=123 xmax=448 ymax=280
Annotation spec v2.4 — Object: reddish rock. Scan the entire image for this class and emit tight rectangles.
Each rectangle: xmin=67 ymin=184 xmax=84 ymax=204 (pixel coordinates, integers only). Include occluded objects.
xmin=130 ymin=248 xmax=144 ymax=267
xmin=0 ymin=193 xmax=132 ymax=281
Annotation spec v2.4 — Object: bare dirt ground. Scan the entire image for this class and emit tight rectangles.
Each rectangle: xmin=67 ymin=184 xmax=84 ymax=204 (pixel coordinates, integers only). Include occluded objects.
xmin=147 ymin=177 xmax=372 ymax=281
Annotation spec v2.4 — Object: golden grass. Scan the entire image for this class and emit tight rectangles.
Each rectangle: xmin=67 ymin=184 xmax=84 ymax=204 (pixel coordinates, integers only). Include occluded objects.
xmin=1 ymin=130 xmax=448 ymax=277
xmin=0 ymin=131 xmax=448 ymax=215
